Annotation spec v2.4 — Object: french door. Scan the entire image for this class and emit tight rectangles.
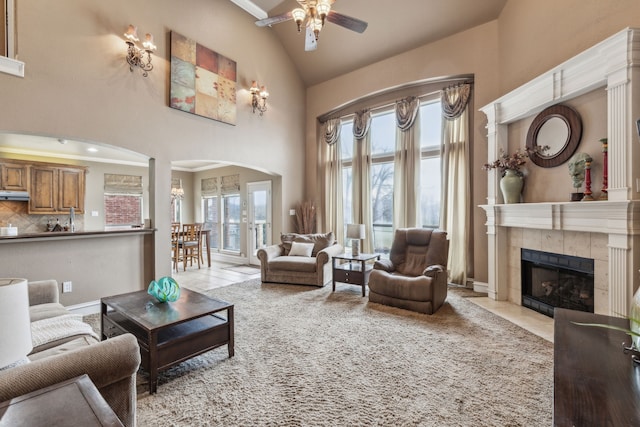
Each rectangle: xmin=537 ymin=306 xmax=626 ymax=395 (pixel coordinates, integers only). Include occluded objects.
xmin=247 ymin=181 xmax=272 ymax=265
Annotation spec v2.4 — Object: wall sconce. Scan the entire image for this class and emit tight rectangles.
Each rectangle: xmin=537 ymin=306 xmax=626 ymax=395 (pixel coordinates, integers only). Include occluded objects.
xmin=250 ymin=81 xmax=269 ymax=115
xmin=124 ymin=24 xmax=157 ymax=77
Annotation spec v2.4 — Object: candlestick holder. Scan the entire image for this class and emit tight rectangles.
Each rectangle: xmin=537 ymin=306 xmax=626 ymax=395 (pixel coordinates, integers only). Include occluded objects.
xmin=599 ymin=138 xmax=608 ymax=200
xmin=582 ymin=159 xmax=594 ymax=201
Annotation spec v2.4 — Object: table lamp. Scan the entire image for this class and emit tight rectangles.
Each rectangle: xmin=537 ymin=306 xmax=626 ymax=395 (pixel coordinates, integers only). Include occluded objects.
xmin=347 ymin=224 xmax=365 ymax=256
xmin=0 ymin=278 xmax=32 ymax=369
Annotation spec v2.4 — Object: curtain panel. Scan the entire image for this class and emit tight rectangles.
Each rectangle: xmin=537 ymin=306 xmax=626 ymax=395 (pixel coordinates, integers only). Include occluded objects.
xmin=393 ymin=97 xmax=420 ymax=229
xmin=322 ymin=119 xmax=344 ymax=241
xmin=440 ymin=84 xmax=471 ymax=285
xmin=351 ymin=110 xmax=373 ymax=252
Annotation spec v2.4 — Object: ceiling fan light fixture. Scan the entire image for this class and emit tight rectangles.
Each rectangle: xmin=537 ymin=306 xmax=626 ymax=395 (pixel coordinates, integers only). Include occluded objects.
xmin=316 ymin=1 xmax=331 ymax=26
xmin=312 ymin=18 xmax=323 ymax=41
xmin=292 ymin=8 xmax=306 ymax=32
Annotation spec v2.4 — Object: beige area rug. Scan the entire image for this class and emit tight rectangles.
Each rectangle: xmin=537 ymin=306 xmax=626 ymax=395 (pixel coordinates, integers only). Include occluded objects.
xmin=88 ymin=280 xmax=553 ymax=426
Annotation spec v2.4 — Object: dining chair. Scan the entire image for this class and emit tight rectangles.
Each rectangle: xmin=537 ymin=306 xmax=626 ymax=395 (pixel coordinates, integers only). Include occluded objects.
xmin=171 ymin=222 xmax=182 ymax=272
xmin=181 ymin=223 xmax=202 ymax=270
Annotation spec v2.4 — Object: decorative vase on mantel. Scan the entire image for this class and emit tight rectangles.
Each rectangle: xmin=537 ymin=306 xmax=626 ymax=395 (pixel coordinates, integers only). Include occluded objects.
xmin=500 ymin=169 xmax=524 ymax=204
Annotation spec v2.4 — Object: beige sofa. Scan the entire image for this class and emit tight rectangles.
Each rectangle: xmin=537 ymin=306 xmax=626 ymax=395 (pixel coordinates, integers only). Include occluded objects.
xmin=257 ymin=232 xmax=344 ymax=287
xmin=0 ymin=280 xmax=140 ymax=427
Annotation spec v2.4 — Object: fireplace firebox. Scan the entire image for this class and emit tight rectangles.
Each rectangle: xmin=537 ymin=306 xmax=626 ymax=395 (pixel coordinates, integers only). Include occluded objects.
xmin=521 ymin=249 xmax=594 ymax=317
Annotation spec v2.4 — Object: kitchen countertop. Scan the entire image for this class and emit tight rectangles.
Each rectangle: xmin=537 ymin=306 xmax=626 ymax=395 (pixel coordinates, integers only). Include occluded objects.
xmin=0 ymin=227 xmax=155 ymax=243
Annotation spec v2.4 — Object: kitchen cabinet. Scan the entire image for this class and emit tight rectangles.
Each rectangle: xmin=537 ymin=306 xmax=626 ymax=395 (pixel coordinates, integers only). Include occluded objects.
xmin=0 ymin=162 xmax=28 ymax=191
xmin=29 ymin=164 xmax=86 ymax=214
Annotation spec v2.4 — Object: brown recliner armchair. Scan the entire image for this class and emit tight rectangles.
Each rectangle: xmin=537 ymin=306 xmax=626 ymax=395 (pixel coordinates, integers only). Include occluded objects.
xmin=368 ymin=228 xmax=449 ymax=314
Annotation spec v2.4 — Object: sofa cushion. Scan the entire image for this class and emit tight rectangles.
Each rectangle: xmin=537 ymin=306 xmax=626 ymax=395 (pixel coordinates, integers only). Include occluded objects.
xmin=30 ymin=314 xmax=100 ymax=354
xmin=269 ymin=256 xmax=317 ymax=273
xmin=289 ymin=241 xmax=314 ymax=257
xmin=28 ymin=335 xmax=99 ymax=361
xmin=281 ymin=232 xmax=335 ymax=256
xmin=29 ymin=303 xmax=69 ymax=322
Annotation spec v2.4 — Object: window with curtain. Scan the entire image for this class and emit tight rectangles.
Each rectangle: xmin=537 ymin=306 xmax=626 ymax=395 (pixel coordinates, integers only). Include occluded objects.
xmin=222 ymin=193 xmax=241 ymax=252
xmin=171 ymin=199 xmax=182 ymax=223
xmin=419 ymin=100 xmax=443 ymax=228
xmin=336 ymin=98 xmax=443 ymax=255
xmin=201 ymin=177 xmax=219 ymax=249
xmin=103 ymin=174 xmax=143 ymax=226
xmin=340 ymin=120 xmax=353 ymax=234
xmin=202 ymin=196 xmax=219 ymax=249
xmin=369 ymin=110 xmax=395 ymax=253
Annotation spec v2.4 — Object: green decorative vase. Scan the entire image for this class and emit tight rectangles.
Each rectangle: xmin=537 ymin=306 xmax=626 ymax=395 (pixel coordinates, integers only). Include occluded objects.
xmin=500 ymin=169 xmax=524 ymax=204
xmin=148 ymin=276 xmax=181 ymax=303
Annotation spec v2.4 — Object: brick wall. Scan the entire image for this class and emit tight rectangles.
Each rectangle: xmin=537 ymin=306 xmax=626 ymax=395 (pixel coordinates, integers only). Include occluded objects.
xmin=105 ymin=195 xmax=141 ymax=225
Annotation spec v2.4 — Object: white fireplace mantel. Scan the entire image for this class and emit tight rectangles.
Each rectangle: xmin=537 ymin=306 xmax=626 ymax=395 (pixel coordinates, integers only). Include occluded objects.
xmin=480 ymin=201 xmax=640 ymax=236
xmin=479 ymin=28 xmax=640 ymax=317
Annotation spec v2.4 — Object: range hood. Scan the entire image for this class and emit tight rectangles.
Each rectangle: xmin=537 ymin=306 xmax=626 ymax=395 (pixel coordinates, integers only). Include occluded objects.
xmin=0 ymin=190 xmax=30 ymax=201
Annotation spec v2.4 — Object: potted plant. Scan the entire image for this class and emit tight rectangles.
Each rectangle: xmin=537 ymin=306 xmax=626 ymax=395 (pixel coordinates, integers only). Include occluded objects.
xmin=482 ymin=146 xmax=548 ymax=204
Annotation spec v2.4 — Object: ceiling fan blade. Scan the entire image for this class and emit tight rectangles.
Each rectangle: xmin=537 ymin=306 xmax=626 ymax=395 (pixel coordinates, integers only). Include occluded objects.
xmin=305 ymin=25 xmax=317 ymax=52
xmin=326 ymin=11 xmax=368 ymax=33
xmin=255 ymin=11 xmax=293 ymax=27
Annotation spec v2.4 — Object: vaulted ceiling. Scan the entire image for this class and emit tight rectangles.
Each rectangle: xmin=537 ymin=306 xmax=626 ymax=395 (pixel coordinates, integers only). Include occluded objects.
xmin=0 ymin=1 xmax=508 ymax=167
xmin=234 ymin=0 xmax=507 ymax=86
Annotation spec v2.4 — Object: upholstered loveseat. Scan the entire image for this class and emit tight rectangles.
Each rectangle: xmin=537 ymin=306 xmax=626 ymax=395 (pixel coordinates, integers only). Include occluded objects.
xmin=0 ymin=280 xmax=140 ymax=426
xmin=257 ymin=232 xmax=344 ymax=287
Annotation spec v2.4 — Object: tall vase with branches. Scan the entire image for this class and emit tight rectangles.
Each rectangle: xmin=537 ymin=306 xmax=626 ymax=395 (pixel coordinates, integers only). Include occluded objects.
xmin=294 ymin=201 xmax=316 ymax=234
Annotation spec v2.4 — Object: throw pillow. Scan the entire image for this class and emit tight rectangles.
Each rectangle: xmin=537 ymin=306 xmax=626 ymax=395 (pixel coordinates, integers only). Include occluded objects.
xmin=288 ymin=241 xmax=314 ymax=257
xmin=280 ymin=232 xmax=298 ymax=255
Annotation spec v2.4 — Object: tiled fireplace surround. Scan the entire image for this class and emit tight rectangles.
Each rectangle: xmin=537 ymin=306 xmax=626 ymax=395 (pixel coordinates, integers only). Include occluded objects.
xmin=480 ymin=28 xmax=640 ymax=318
xmin=507 ymin=228 xmax=608 ymax=313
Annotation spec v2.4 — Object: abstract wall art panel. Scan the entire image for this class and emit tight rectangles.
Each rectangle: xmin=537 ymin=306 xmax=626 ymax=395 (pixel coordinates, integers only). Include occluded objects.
xmin=169 ymin=31 xmax=237 ymax=125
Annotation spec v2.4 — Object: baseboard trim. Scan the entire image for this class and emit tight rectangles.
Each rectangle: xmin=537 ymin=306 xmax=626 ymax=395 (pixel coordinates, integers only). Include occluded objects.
xmin=212 ymin=252 xmax=252 ymax=265
xmin=473 ymin=280 xmax=489 ymax=294
xmin=67 ymin=300 xmax=101 ymax=316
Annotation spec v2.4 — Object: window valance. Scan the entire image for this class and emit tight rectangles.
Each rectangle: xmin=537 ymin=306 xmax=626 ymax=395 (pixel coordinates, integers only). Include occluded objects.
xmin=353 ymin=110 xmax=371 ymax=140
xmin=396 ymin=96 xmax=419 ymax=131
xmin=104 ymin=174 xmax=143 ymax=195
xmin=323 ymin=118 xmax=341 ymax=145
xmin=442 ymin=84 xmax=471 ymax=120
xmin=201 ymin=177 xmax=218 ymax=197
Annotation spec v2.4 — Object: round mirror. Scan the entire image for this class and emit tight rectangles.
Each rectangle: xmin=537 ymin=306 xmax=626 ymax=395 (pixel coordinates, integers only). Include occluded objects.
xmin=536 ymin=117 xmax=569 ymax=158
xmin=526 ymin=104 xmax=582 ymax=168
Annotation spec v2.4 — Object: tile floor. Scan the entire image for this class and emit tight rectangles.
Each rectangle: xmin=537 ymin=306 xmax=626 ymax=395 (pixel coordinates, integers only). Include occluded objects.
xmin=467 ymin=297 xmax=554 ymax=343
xmin=173 ymin=260 xmax=261 ymax=293
xmin=175 ymin=261 xmax=554 ymax=343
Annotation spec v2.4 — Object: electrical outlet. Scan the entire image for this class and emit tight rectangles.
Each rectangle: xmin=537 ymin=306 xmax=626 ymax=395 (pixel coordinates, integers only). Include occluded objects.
xmin=289 ymin=209 xmax=296 ymax=216
xmin=62 ymin=281 xmax=72 ymax=293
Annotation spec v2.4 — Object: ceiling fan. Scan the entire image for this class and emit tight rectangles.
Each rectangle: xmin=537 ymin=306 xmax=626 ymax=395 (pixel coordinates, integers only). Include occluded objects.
xmin=255 ymin=0 xmax=368 ymax=51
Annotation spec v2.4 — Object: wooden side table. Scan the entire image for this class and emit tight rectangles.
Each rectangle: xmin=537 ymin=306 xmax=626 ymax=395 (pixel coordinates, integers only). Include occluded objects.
xmin=332 ymin=253 xmax=380 ymax=297
xmin=0 ymin=374 xmax=123 ymax=427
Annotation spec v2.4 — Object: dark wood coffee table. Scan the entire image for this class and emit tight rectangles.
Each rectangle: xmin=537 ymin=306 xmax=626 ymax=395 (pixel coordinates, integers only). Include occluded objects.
xmin=101 ymin=288 xmax=234 ymax=394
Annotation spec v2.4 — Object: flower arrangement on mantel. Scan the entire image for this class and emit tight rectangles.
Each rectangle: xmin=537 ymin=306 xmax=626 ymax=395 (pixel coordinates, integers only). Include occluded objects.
xmin=482 ymin=145 xmax=549 ymax=176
